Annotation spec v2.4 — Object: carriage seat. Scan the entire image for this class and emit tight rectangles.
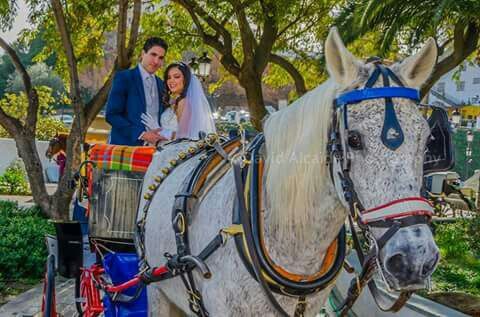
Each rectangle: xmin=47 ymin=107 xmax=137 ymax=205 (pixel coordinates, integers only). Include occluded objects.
xmin=87 ymin=144 xmax=156 ymax=243
xmin=89 ymin=144 xmax=156 ymax=173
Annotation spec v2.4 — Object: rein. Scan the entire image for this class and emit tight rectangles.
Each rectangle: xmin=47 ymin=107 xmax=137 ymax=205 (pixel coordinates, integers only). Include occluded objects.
xmin=329 ymin=63 xmax=434 ymax=315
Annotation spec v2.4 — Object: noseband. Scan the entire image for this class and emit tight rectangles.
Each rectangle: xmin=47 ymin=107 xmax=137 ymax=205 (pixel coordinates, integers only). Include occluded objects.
xmin=329 ymin=63 xmax=434 ymax=314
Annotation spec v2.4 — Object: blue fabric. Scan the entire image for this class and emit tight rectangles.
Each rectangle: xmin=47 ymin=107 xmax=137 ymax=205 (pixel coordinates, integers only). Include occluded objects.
xmin=72 ymin=198 xmax=88 ymax=235
xmin=106 ymin=66 xmax=165 ymax=146
xmin=102 ymin=252 xmax=148 ymax=317
xmin=334 ymin=87 xmax=420 ymax=107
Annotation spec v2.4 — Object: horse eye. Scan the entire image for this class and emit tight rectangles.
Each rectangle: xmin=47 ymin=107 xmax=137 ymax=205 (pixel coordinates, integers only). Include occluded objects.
xmin=348 ymin=131 xmax=363 ymax=150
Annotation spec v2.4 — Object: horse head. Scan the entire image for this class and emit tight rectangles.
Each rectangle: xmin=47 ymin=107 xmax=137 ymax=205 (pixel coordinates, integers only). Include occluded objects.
xmin=325 ymin=28 xmax=439 ymax=291
xmin=45 ymin=133 xmax=70 ymax=160
xmin=46 ymin=134 xmax=62 ymax=159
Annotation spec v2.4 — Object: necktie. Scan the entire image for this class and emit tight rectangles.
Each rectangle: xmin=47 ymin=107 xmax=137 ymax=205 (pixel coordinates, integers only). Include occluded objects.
xmin=146 ymin=75 xmax=155 ymax=107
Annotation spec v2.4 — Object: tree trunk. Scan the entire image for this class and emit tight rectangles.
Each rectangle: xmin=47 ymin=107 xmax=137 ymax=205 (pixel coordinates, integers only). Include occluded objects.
xmin=239 ymin=69 xmax=267 ymax=130
xmin=13 ymin=133 xmax=55 ymax=217
xmin=52 ymin=122 xmax=86 ymax=220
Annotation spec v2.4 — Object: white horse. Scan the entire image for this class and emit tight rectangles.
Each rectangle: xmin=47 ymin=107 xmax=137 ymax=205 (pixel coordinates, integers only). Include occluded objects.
xmin=137 ymin=28 xmax=440 ymax=316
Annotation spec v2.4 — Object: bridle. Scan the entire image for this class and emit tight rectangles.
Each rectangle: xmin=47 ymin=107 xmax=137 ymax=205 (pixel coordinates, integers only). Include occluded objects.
xmin=328 ymin=63 xmax=434 ymax=315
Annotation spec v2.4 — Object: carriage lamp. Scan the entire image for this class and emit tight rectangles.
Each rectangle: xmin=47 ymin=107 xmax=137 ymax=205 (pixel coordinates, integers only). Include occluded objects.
xmin=452 ymin=109 xmax=461 ymax=125
xmin=467 ymin=130 xmax=474 ymax=143
xmin=197 ymin=52 xmax=212 ymax=78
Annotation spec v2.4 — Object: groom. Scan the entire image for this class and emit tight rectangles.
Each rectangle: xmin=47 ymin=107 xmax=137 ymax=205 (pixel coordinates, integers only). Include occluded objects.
xmin=106 ymin=37 xmax=168 ymax=146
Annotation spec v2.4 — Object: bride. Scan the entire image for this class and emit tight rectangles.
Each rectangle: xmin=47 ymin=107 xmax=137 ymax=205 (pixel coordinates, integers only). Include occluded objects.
xmin=141 ymin=61 xmax=216 ymax=144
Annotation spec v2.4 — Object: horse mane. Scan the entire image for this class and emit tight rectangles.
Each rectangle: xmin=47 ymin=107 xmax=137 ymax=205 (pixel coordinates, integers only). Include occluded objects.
xmin=263 ymin=79 xmax=341 ymax=239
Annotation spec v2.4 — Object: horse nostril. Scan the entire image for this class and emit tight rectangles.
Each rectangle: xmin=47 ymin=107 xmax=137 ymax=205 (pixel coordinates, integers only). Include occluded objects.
xmin=386 ymin=253 xmax=405 ymax=275
xmin=422 ymin=253 xmax=439 ymax=277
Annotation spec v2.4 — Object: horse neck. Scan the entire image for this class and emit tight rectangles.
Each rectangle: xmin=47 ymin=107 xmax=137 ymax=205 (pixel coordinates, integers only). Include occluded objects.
xmin=261 ymin=171 xmax=347 ymax=275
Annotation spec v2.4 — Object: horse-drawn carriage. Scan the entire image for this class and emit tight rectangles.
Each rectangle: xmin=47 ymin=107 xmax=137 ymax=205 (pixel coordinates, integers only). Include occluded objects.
xmin=42 ymin=133 xmax=243 ymax=316
xmin=41 ymin=28 xmax=462 ymax=317
xmin=42 ymin=143 xmax=162 ymax=316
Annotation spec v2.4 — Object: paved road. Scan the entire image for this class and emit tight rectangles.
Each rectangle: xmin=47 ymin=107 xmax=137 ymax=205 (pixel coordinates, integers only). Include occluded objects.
xmin=0 ymin=278 xmax=77 ymax=317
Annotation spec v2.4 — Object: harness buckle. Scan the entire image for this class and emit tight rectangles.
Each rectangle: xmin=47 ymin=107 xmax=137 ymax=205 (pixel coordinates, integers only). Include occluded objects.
xmin=221 ymin=224 xmax=244 ymax=236
xmin=353 ymin=202 xmax=361 ymax=221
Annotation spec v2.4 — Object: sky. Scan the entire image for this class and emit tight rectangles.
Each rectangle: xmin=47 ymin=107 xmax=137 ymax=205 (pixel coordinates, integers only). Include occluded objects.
xmin=0 ymin=0 xmax=30 ymax=45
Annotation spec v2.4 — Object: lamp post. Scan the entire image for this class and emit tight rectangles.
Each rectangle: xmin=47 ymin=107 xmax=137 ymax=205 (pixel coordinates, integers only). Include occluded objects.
xmin=189 ymin=52 xmax=215 ymax=112
xmin=466 ymin=130 xmax=474 ymax=179
xmin=197 ymin=52 xmax=212 ymax=79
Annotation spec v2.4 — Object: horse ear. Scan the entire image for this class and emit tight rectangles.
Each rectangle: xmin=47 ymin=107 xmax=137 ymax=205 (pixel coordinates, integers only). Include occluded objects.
xmin=325 ymin=27 xmax=361 ymax=86
xmin=393 ymin=38 xmax=437 ymax=88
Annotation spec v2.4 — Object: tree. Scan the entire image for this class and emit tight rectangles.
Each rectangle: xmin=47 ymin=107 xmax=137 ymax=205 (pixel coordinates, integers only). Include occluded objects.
xmin=147 ymin=0 xmax=336 ymax=129
xmin=0 ymin=31 xmax=56 ymax=96
xmin=0 ymin=86 xmax=68 ymax=140
xmin=335 ymin=0 xmax=480 ymax=96
xmin=0 ymin=0 xmax=141 ymax=219
xmin=6 ymin=62 xmax=65 ymax=99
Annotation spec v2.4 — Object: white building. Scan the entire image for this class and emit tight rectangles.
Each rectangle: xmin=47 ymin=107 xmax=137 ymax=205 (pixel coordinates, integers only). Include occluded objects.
xmin=428 ymin=63 xmax=480 ymax=108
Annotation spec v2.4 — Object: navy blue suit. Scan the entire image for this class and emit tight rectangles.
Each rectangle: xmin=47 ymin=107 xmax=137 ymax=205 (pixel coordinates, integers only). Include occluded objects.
xmin=106 ymin=66 xmax=165 ymax=146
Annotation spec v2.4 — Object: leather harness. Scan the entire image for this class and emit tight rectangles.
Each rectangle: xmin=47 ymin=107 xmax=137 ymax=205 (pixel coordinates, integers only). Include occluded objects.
xmin=131 ymin=63 xmax=437 ymax=317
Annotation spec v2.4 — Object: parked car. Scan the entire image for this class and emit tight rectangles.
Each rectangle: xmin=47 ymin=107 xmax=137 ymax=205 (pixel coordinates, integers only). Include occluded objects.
xmin=53 ymin=114 xmax=74 ymax=126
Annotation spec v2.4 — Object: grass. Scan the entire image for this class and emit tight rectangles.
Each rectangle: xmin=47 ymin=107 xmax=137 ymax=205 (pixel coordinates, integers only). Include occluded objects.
xmin=0 ymin=278 xmax=41 ymax=306
xmin=432 ymin=252 xmax=480 ymax=295
xmin=420 ymin=219 xmax=480 ymax=315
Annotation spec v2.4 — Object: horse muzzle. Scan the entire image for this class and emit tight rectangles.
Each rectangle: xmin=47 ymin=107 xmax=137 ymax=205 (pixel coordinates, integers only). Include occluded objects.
xmin=380 ymin=224 xmax=440 ymax=291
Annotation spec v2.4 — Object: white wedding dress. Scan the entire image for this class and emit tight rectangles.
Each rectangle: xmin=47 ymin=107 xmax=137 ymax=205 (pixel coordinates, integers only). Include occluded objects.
xmin=160 ymin=107 xmax=178 ymax=134
xmin=141 ymin=74 xmax=215 ymax=144
xmin=153 ymin=107 xmax=178 ymax=146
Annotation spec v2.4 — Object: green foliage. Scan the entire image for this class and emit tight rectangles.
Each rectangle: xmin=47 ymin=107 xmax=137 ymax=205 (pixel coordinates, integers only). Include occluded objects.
xmin=466 ymin=214 xmax=480 ymax=256
xmin=0 ymin=31 xmax=56 ymax=97
xmin=432 ymin=220 xmax=480 ymax=295
xmin=143 ymin=0 xmax=337 ymax=97
xmin=0 ymin=200 xmax=53 ymax=282
xmin=27 ymin=0 xmax=118 ymax=80
xmin=0 ymin=160 xmax=31 ymax=195
xmin=434 ymin=220 xmax=471 ymax=259
xmin=0 ymin=86 xmax=68 ymax=140
xmin=0 ymin=0 xmax=18 ymax=32
xmin=335 ymin=0 xmax=480 ymax=57
xmin=6 ymin=62 xmax=65 ymax=99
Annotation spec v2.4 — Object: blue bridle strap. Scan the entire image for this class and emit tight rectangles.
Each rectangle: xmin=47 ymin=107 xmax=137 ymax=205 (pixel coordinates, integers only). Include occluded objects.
xmin=334 ymin=87 xmax=420 ymax=108
xmin=334 ymin=64 xmax=420 ymax=151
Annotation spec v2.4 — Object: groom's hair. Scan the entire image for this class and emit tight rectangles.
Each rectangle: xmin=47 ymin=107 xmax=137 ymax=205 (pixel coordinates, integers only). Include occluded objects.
xmin=143 ymin=37 xmax=168 ymax=53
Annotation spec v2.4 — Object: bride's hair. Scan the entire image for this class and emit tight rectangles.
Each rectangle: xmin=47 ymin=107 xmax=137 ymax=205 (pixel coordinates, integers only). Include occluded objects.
xmin=163 ymin=62 xmax=191 ymax=108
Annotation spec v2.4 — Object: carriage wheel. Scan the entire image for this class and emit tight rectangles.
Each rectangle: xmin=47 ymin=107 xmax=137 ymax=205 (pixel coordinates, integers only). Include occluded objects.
xmin=76 ymin=267 xmax=103 ymax=317
xmin=74 ymin=274 xmax=84 ymax=317
xmin=41 ymin=254 xmax=57 ymax=317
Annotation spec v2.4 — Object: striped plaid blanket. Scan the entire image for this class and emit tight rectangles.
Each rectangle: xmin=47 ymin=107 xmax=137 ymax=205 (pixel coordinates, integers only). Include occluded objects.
xmin=89 ymin=144 xmax=156 ymax=173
